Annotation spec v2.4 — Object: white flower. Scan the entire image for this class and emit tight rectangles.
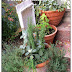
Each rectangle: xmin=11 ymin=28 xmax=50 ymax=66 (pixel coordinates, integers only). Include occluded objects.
xmin=28 ymin=49 xmax=32 ymax=53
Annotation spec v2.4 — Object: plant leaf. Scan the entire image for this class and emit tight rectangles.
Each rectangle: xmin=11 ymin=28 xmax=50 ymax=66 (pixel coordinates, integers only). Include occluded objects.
xmin=32 ymin=49 xmax=37 ymax=52
xmin=35 ymin=54 xmax=40 ymax=60
xmin=22 ymin=50 xmax=25 ymax=54
xmin=39 ymin=50 xmax=43 ymax=56
xmin=25 ymin=52 xmax=29 ymax=56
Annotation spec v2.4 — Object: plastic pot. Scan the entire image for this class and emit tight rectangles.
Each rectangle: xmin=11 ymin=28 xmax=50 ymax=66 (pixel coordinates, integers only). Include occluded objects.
xmin=41 ymin=9 xmax=65 ymax=26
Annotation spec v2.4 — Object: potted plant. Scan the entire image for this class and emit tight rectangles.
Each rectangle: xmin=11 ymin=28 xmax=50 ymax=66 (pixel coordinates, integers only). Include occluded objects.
xmin=2 ymin=42 xmax=69 ymax=72
xmin=35 ymin=0 xmax=67 ymax=26
xmin=37 ymin=13 xmax=57 ymax=44
xmin=20 ymin=23 xmax=50 ymax=72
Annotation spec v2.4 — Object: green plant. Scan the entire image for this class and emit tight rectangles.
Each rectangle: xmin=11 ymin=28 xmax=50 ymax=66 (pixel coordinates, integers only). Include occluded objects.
xmin=20 ymin=25 xmax=68 ymax=72
xmin=47 ymin=43 xmax=68 ymax=72
xmin=34 ymin=0 xmax=69 ymax=19
xmin=39 ymin=0 xmax=67 ymax=11
xmin=37 ymin=13 xmax=55 ymax=35
xmin=2 ymin=43 xmax=24 ymax=72
xmin=2 ymin=2 xmax=19 ymax=41
xmin=20 ymin=21 xmax=49 ymax=71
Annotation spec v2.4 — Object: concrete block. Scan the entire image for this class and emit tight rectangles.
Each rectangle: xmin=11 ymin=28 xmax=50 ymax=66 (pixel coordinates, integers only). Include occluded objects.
xmin=55 ymin=23 xmax=71 ymax=58
xmin=55 ymin=23 xmax=70 ymax=42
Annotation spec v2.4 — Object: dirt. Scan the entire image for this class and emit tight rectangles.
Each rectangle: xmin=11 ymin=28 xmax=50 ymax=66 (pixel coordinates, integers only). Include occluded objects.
xmin=45 ymin=28 xmax=55 ymax=35
xmin=2 ymin=35 xmax=23 ymax=50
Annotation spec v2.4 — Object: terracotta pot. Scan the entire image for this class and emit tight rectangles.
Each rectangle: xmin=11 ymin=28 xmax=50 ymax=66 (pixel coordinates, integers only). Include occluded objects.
xmin=41 ymin=9 xmax=65 ymax=26
xmin=24 ymin=65 xmax=48 ymax=72
xmin=24 ymin=60 xmax=49 ymax=72
xmin=24 ymin=44 xmax=50 ymax=72
xmin=44 ymin=25 xmax=57 ymax=44
xmin=36 ymin=60 xmax=49 ymax=68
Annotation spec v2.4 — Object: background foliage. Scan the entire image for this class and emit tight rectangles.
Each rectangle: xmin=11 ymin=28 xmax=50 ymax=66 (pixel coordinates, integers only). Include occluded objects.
xmin=2 ymin=2 xmax=20 ymax=41
xmin=2 ymin=43 xmax=24 ymax=72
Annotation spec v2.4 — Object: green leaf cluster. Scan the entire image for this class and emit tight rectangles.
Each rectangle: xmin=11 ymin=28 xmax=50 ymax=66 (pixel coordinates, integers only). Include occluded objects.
xmin=47 ymin=43 xmax=68 ymax=72
xmin=2 ymin=43 xmax=24 ymax=72
xmin=2 ymin=41 xmax=68 ymax=72
xmin=37 ymin=0 xmax=68 ymax=11
xmin=19 ymin=20 xmax=49 ymax=70
xmin=34 ymin=0 xmax=69 ymax=19
xmin=2 ymin=2 xmax=20 ymax=41
xmin=19 ymin=19 xmax=68 ymax=72
xmin=37 ymin=13 xmax=53 ymax=35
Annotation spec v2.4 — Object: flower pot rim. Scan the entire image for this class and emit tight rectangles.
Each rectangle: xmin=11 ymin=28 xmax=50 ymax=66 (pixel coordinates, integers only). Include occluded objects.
xmin=45 ymin=25 xmax=57 ymax=37
xmin=36 ymin=60 xmax=49 ymax=68
xmin=35 ymin=44 xmax=50 ymax=68
xmin=41 ymin=8 xmax=65 ymax=13
xmin=24 ymin=44 xmax=50 ymax=69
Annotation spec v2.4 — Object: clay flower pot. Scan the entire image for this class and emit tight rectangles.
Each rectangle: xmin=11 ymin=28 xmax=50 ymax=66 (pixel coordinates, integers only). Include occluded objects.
xmin=34 ymin=25 xmax=57 ymax=44
xmin=24 ymin=44 xmax=50 ymax=72
xmin=41 ymin=9 xmax=65 ymax=26
xmin=36 ymin=60 xmax=49 ymax=68
xmin=44 ymin=25 xmax=57 ymax=44
xmin=24 ymin=60 xmax=49 ymax=72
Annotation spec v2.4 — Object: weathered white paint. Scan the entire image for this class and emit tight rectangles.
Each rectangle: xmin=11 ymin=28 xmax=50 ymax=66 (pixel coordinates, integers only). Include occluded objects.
xmin=16 ymin=0 xmax=36 ymax=29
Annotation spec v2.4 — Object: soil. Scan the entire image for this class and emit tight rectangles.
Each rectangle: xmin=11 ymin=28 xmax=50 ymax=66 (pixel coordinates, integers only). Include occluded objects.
xmin=2 ymin=34 xmax=23 ymax=49
xmin=45 ymin=28 xmax=55 ymax=35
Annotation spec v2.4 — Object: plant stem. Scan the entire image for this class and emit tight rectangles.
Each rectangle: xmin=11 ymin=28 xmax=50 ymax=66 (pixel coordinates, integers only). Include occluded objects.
xmin=31 ymin=59 xmax=35 ymax=72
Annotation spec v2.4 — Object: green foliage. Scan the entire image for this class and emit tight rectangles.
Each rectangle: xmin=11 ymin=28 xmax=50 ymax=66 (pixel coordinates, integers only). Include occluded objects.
xmin=2 ymin=43 xmax=24 ymax=72
xmin=37 ymin=13 xmax=49 ymax=26
xmin=20 ymin=21 xmax=50 ymax=71
xmin=37 ymin=13 xmax=54 ymax=35
xmin=39 ymin=0 xmax=68 ymax=11
xmin=2 ymin=40 xmax=68 ymax=72
xmin=34 ymin=4 xmax=41 ymax=24
xmin=34 ymin=0 xmax=69 ymax=19
xmin=20 ymin=21 xmax=68 ymax=72
xmin=2 ymin=2 xmax=19 ymax=41
xmin=47 ymin=43 xmax=68 ymax=72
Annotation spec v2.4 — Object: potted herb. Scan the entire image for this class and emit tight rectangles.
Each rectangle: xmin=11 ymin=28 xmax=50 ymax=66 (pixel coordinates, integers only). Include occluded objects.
xmin=35 ymin=0 xmax=67 ymax=26
xmin=37 ymin=13 xmax=57 ymax=44
xmin=20 ymin=23 xmax=50 ymax=72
